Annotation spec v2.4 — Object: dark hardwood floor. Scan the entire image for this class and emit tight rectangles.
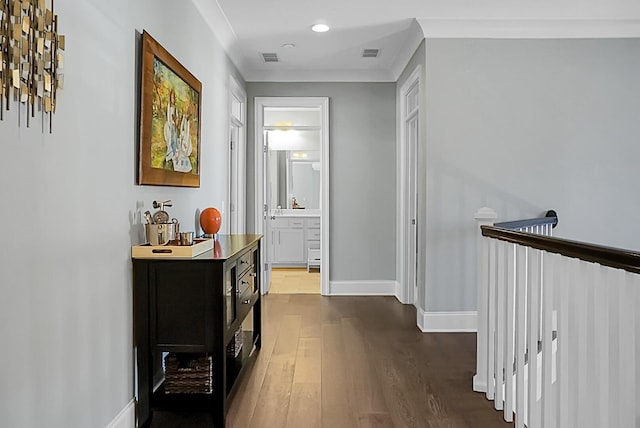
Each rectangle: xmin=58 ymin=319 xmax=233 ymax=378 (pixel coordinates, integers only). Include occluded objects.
xmin=151 ymin=294 xmax=513 ymax=428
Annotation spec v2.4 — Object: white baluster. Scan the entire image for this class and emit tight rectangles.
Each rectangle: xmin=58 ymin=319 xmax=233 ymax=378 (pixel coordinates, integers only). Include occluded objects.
xmin=634 ymin=272 xmax=640 ymax=426
xmin=556 ymin=256 xmax=570 ymax=428
xmin=487 ymin=239 xmax=497 ymax=401
xmin=474 ymin=207 xmax=497 ymax=394
xmin=504 ymin=243 xmax=516 ymax=422
xmin=607 ymin=268 xmax=621 ymax=428
xmin=515 ymin=245 xmax=527 ymax=428
xmin=576 ymin=261 xmax=593 ymax=428
xmin=618 ymin=270 xmax=635 ymax=425
xmin=567 ymin=258 xmax=582 ymax=426
xmin=594 ymin=265 xmax=609 ymax=428
xmin=567 ymin=259 xmax=588 ymax=428
xmin=495 ymin=240 xmax=507 ymax=410
xmin=528 ymin=247 xmax=542 ymax=428
xmin=541 ymin=252 xmax=556 ymax=428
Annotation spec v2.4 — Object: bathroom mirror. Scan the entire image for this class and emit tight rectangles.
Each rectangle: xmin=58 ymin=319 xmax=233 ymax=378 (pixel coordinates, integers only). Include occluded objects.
xmin=268 ymin=149 xmax=320 ymax=210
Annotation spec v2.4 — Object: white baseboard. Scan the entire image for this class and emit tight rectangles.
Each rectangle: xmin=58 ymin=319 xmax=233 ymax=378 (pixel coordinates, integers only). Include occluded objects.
xmin=106 ymin=399 xmax=135 ymax=428
xmin=417 ymin=309 xmax=477 ymax=332
xmin=328 ymin=280 xmax=398 ymax=296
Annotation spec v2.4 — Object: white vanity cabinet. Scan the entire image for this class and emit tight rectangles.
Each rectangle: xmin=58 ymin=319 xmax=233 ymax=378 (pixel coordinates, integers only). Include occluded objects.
xmin=270 ymin=216 xmax=320 ymax=267
xmin=271 ymin=217 xmax=304 ymax=264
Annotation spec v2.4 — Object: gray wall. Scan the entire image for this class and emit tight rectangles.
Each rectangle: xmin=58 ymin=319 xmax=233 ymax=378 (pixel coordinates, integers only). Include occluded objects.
xmin=424 ymin=38 xmax=640 ymax=312
xmin=0 ymin=0 xmax=243 ymax=426
xmin=246 ymin=83 xmax=397 ymax=281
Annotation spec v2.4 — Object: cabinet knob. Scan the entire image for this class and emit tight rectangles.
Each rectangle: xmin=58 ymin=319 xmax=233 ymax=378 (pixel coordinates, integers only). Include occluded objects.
xmin=240 ymin=260 xmax=249 ymax=265
xmin=250 ymin=273 xmax=257 ymax=277
xmin=243 ymin=299 xmax=251 ymax=304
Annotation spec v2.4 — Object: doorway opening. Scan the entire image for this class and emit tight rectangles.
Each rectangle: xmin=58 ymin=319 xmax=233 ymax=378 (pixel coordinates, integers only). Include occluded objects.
xmin=254 ymin=97 xmax=330 ymax=295
xmin=269 ymin=267 xmax=320 ymax=294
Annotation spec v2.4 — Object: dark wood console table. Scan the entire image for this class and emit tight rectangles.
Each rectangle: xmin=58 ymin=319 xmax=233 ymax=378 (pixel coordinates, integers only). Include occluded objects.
xmin=133 ymin=234 xmax=262 ymax=428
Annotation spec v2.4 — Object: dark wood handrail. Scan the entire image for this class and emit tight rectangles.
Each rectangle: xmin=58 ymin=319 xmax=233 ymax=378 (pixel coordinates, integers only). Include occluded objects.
xmin=481 ymin=225 xmax=640 ymax=275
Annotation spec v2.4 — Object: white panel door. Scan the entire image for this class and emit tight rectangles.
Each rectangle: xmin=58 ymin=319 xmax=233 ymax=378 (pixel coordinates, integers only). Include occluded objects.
xmin=262 ymin=131 xmax=272 ymax=293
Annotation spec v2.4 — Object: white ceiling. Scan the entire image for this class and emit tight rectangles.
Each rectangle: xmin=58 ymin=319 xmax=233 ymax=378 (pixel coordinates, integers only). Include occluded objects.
xmin=193 ymin=0 xmax=640 ymax=82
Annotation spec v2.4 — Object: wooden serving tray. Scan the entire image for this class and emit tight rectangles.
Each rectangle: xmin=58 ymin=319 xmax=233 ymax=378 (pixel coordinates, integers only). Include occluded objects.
xmin=132 ymin=238 xmax=213 ymax=259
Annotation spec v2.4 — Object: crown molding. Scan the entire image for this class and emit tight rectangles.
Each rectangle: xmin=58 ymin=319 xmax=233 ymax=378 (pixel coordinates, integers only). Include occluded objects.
xmin=243 ymin=68 xmax=397 ymax=83
xmin=417 ymin=18 xmax=640 ymax=39
xmin=191 ymin=0 xmax=247 ymax=72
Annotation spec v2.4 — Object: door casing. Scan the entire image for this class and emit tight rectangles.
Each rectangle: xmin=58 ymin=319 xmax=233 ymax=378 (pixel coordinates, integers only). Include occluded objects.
xmin=397 ymin=65 xmax=422 ymax=307
xmin=254 ymin=97 xmax=330 ymax=295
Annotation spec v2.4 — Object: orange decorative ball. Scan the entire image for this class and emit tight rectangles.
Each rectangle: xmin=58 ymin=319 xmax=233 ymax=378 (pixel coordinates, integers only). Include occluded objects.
xmin=200 ymin=207 xmax=222 ymax=235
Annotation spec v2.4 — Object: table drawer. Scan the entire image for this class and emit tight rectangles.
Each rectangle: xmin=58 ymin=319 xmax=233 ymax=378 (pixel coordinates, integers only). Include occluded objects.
xmin=238 ymin=268 xmax=254 ymax=296
xmin=238 ymin=287 xmax=255 ymax=323
xmin=238 ymin=249 xmax=254 ymax=275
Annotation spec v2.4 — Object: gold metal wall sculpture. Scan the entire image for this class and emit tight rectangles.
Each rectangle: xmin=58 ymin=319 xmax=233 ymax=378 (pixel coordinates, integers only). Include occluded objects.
xmin=0 ymin=0 xmax=64 ymax=132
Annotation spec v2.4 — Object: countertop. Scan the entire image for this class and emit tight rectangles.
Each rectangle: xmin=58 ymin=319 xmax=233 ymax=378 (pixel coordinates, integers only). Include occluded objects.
xmin=271 ymin=209 xmax=320 ymax=217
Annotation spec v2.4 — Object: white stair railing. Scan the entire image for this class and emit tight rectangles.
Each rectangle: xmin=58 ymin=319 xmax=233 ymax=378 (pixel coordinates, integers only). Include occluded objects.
xmin=474 ymin=208 xmax=640 ymax=428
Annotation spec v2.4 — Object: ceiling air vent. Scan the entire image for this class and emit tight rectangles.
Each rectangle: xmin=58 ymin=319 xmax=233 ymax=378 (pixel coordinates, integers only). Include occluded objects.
xmin=362 ymin=49 xmax=380 ymax=58
xmin=261 ymin=53 xmax=279 ymax=63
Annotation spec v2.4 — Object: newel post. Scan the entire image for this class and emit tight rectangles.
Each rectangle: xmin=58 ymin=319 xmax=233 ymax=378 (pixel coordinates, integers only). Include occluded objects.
xmin=473 ymin=207 xmax=497 ymax=393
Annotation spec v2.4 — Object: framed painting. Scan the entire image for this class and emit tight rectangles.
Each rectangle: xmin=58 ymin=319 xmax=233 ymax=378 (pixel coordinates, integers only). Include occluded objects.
xmin=138 ymin=31 xmax=202 ymax=187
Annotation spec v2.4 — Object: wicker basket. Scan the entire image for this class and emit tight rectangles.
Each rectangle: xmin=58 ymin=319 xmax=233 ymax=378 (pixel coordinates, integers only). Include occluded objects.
xmin=164 ymin=353 xmax=213 ymax=394
xmin=227 ymin=328 xmax=243 ymax=358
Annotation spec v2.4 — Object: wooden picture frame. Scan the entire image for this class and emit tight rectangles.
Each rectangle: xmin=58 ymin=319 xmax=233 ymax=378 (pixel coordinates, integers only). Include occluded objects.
xmin=138 ymin=31 xmax=201 ymax=187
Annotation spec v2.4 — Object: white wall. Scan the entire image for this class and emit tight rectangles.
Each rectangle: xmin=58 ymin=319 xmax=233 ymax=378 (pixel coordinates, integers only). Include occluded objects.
xmin=246 ymin=83 xmax=397 ymax=282
xmin=0 ymin=0 xmax=243 ymax=426
xmin=424 ymin=38 xmax=640 ymax=312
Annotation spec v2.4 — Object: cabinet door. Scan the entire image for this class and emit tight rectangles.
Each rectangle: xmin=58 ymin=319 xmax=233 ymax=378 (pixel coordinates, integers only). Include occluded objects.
xmin=148 ymin=263 xmax=211 ymax=350
xmin=273 ymin=229 xmax=304 ymax=263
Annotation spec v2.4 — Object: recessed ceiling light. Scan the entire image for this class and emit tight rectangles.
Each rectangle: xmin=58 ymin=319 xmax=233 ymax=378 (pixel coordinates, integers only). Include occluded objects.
xmin=282 ymin=43 xmax=296 ymax=49
xmin=311 ymin=24 xmax=330 ymax=33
